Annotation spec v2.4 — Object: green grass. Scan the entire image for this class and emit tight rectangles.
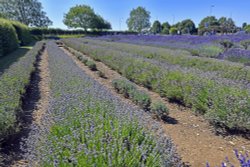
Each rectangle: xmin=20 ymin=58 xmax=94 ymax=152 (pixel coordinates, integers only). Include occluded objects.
xmin=57 ymin=34 xmax=85 ymax=39
xmin=0 ymin=44 xmax=34 ymax=74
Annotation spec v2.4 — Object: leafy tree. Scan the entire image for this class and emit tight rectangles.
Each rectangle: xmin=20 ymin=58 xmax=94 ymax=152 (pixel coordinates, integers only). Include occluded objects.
xmin=161 ymin=22 xmax=171 ymax=34
xmin=244 ymin=25 xmax=250 ymax=33
xmin=151 ymin=20 xmax=161 ymax=34
xmin=198 ymin=16 xmax=219 ymax=35
xmin=0 ymin=0 xmax=52 ymax=27
xmin=218 ymin=17 xmax=236 ymax=34
xmin=179 ymin=19 xmax=196 ymax=34
xmin=162 ymin=22 xmax=171 ymax=30
xmin=126 ymin=6 xmax=151 ymax=32
xmin=93 ymin=15 xmax=112 ymax=30
xmin=242 ymin=22 xmax=247 ymax=29
xmin=169 ymin=27 xmax=178 ymax=35
xmin=64 ymin=5 xmax=111 ymax=31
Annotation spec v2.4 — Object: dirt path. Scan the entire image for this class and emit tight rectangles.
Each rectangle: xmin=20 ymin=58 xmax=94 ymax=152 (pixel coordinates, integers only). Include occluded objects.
xmin=60 ymin=44 xmax=250 ymax=167
xmin=11 ymin=49 xmax=51 ymax=167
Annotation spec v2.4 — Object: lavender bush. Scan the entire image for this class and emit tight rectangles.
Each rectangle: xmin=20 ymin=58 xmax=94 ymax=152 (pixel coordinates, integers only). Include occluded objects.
xmin=0 ymin=42 xmax=44 ymax=139
xmin=207 ymin=150 xmax=250 ymax=167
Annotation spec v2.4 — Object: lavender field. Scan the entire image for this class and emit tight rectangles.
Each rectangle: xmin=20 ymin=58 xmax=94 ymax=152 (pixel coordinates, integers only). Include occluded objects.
xmin=92 ymin=34 xmax=250 ymax=63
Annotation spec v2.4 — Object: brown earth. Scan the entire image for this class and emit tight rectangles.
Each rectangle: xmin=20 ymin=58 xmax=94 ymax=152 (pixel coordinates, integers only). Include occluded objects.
xmin=60 ymin=44 xmax=250 ymax=167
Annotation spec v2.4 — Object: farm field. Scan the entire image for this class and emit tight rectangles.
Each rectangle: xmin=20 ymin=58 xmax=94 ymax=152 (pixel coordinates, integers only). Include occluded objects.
xmin=1 ymin=1 xmax=250 ymax=166
xmin=0 ymin=37 xmax=249 ymax=167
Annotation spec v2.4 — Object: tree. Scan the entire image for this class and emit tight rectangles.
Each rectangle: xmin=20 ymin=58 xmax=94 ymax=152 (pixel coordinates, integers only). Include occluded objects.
xmin=0 ymin=0 xmax=52 ymax=27
xmin=242 ymin=22 xmax=247 ymax=29
xmin=151 ymin=20 xmax=161 ymax=34
xmin=64 ymin=5 xmax=111 ymax=31
xmin=198 ymin=16 xmax=219 ymax=35
xmin=179 ymin=19 xmax=196 ymax=34
xmin=92 ymin=15 xmax=112 ymax=30
xmin=218 ymin=17 xmax=236 ymax=34
xmin=161 ymin=22 xmax=171 ymax=34
xmin=126 ymin=6 xmax=151 ymax=32
xmin=169 ymin=27 xmax=178 ymax=35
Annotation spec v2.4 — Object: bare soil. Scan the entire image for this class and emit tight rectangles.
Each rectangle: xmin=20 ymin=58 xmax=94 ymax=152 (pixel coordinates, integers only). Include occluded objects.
xmin=61 ymin=44 xmax=250 ymax=167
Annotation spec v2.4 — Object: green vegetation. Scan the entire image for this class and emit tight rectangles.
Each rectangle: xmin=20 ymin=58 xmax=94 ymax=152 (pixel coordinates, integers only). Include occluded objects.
xmin=0 ymin=42 xmax=44 ymax=138
xmin=0 ymin=0 xmax=52 ymax=27
xmin=112 ymin=79 xmax=151 ymax=111
xmin=0 ymin=45 xmax=33 ymax=74
xmin=150 ymin=102 xmax=169 ymax=119
xmin=0 ymin=18 xmax=19 ymax=56
xmin=127 ymin=6 xmax=151 ymax=32
xmin=10 ymin=21 xmax=32 ymax=45
xmin=64 ymin=39 xmax=250 ymax=132
xmin=63 ymin=5 xmax=111 ymax=31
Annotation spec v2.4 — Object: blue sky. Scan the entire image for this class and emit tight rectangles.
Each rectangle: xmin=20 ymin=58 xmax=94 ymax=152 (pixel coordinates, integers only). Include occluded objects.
xmin=40 ymin=0 xmax=250 ymax=30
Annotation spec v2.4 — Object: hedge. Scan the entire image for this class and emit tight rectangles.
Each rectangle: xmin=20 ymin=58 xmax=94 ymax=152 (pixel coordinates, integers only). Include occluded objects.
xmin=0 ymin=18 xmax=19 ymax=56
xmin=10 ymin=21 xmax=32 ymax=45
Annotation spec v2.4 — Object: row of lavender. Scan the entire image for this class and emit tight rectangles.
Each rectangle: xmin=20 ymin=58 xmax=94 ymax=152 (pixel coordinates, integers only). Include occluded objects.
xmin=27 ymin=41 xmax=182 ymax=166
xmin=92 ymin=34 xmax=250 ymax=63
xmin=76 ymin=38 xmax=250 ymax=85
xmin=0 ymin=42 xmax=44 ymax=141
xmin=63 ymin=38 xmax=250 ymax=133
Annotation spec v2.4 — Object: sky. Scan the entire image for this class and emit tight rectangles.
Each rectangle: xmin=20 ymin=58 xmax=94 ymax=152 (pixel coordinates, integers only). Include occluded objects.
xmin=40 ymin=0 xmax=250 ymax=30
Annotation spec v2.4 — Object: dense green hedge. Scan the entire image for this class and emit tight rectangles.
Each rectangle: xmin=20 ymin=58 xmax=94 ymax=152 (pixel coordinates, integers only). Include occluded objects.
xmin=0 ymin=18 xmax=19 ymax=56
xmin=0 ymin=42 xmax=44 ymax=139
xmin=11 ymin=21 xmax=32 ymax=45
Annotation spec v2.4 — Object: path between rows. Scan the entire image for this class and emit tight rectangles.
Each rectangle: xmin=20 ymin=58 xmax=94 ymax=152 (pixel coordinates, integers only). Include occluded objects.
xmin=11 ymin=49 xmax=51 ymax=167
xmin=60 ymin=43 xmax=250 ymax=167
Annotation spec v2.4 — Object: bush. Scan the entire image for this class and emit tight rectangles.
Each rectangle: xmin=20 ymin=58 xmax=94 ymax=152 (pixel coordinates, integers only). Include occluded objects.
xmin=112 ymin=79 xmax=151 ymax=110
xmin=132 ymin=91 xmax=151 ymax=111
xmin=219 ymin=40 xmax=234 ymax=51
xmin=240 ymin=40 xmax=250 ymax=50
xmin=0 ymin=42 xmax=44 ymax=138
xmin=112 ymin=79 xmax=135 ymax=98
xmin=151 ymin=102 xmax=169 ymax=119
xmin=0 ymin=18 xmax=19 ymax=56
xmin=10 ymin=21 xmax=32 ymax=45
xmin=169 ymin=27 xmax=178 ymax=35
xmin=86 ymin=60 xmax=97 ymax=71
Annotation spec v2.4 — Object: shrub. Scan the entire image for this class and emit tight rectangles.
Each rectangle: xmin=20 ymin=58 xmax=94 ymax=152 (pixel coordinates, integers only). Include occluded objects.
xmin=86 ymin=60 xmax=97 ymax=71
xmin=0 ymin=18 xmax=19 ymax=56
xmin=112 ymin=79 xmax=151 ymax=110
xmin=97 ymin=71 xmax=106 ymax=78
xmin=10 ymin=21 xmax=32 ymax=45
xmin=131 ymin=91 xmax=151 ymax=111
xmin=151 ymin=102 xmax=169 ymax=119
xmin=112 ymin=79 xmax=135 ymax=98
xmin=240 ymin=40 xmax=250 ymax=50
xmin=219 ymin=40 xmax=234 ymax=51
xmin=0 ymin=42 xmax=44 ymax=138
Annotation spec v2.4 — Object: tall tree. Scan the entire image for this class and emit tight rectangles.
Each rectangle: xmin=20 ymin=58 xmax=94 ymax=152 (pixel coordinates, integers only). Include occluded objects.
xmin=161 ymin=22 xmax=171 ymax=34
xmin=218 ymin=17 xmax=236 ymax=34
xmin=151 ymin=20 xmax=161 ymax=34
xmin=198 ymin=16 xmax=219 ymax=35
xmin=179 ymin=19 xmax=196 ymax=34
xmin=63 ymin=5 xmax=111 ymax=31
xmin=0 ymin=0 xmax=52 ymax=27
xmin=126 ymin=6 xmax=151 ymax=32
xmin=242 ymin=22 xmax=247 ymax=29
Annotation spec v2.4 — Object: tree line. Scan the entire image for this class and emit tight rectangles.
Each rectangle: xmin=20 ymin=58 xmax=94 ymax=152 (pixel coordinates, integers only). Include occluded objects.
xmin=127 ymin=6 xmax=250 ymax=35
xmin=1 ymin=1 xmax=250 ymax=35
